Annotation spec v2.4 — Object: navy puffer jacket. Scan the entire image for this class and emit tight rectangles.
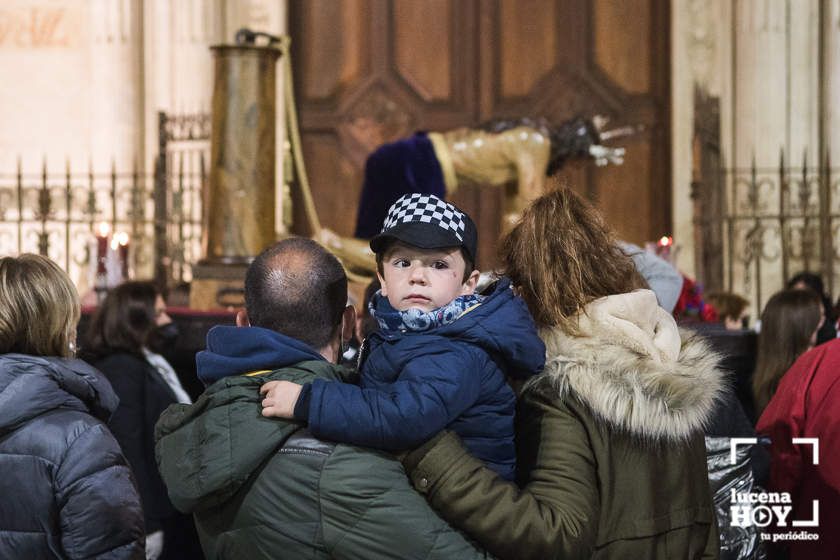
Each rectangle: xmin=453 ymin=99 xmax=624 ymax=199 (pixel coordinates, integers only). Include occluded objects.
xmin=0 ymin=354 xmax=145 ymax=559
xmin=304 ymin=278 xmax=545 ymax=480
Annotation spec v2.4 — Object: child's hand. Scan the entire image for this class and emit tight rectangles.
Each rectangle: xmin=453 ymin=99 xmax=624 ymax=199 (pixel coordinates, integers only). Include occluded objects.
xmin=260 ymin=380 xmax=302 ymax=418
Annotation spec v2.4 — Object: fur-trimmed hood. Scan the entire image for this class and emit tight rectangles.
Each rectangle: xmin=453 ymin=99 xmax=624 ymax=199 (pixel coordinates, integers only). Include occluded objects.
xmin=534 ymin=289 xmax=725 ymax=440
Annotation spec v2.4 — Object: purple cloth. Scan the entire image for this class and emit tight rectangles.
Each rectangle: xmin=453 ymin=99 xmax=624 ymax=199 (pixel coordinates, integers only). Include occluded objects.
xmin=354 ymin=132 xmax=446 ymax=238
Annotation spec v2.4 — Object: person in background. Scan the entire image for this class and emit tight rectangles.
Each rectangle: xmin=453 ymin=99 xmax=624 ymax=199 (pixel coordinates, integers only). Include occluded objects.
xmin=751 ymin=288 xmax=823 ymax=420
xmin=705 ymin=292 xmax=751 ymax=330
xmin=398 ymin=188 xmax=722 ymax=559
xmin=356 ymin=277 xmax=381 ymax=342
xmin=83 ymin=281 xmax=201 ymax=560
xmin=0 ymin=254 xmax=144 ymax=559
xmin=787 ymin=271 xmax=836 ymax=344
xmin=704 ymin=389 xmax=768 ymax=560
xmin=617 ymin=240 xmax=684 ymax=313
xmin=757 ymin=336 xmax=840 ymax=559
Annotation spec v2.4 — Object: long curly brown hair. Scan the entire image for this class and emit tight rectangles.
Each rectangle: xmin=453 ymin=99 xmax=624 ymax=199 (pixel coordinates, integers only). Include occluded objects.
xmin=500 ymin=187 xmax=647 ymax=333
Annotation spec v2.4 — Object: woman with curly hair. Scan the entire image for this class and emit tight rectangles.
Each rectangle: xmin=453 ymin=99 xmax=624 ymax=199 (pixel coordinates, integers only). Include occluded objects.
xmin=401 ymin=187 xmax=724 ymax=559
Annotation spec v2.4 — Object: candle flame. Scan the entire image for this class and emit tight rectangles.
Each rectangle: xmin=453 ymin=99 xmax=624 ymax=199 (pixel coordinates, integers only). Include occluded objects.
xmin=96 ymin=222 xmax=111 ymax=237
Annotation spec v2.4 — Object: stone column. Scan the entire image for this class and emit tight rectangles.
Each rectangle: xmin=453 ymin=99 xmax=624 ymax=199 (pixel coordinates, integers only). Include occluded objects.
xmin=88 ymin=0 xmax=143 ymax=172
xmin=671 ymin=0 xmax=732 ymax=279
xmin=823 ymin=0 xmax=840 ymax=163
xmin=142 ymin=0 xmax=223 ymax=170
xmin=728 ymin=0 xmax=820 ymax=310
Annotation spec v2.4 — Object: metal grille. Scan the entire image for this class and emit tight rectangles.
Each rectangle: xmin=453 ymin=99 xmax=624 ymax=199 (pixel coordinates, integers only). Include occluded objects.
xmin=698 ymin=152 xmax=840 ymax=312
xmin=154 ymin=111 xmax=210 ymax=288
xmin=0 ymin=159 xmax=155 ymax=294
xmin=0 ymin=111 xmax=209 ymax=293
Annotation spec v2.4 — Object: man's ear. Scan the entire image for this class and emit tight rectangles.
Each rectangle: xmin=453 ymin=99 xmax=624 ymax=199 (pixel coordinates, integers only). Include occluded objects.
xmin=341 ymin=305 xmax=356 ymax=343
xmin=235 ymin=310 xmax=250 ymax=327
xmin=461 ymin=269 xmax=481 ymax=295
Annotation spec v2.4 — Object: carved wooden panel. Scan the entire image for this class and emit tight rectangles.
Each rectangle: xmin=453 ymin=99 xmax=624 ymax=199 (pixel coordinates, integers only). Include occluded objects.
xmin=290 ymin=0 xmax=670 ymax=265
xmin=593 ymin=0 xmax=652 ymax=94
xmin=394 ymin=0 xmax=453 ymax=101
xmin=290 ymin=0 xmax=477 ymax=240
xmin=296 ymin=0 xmax=370 ymax=102
xmin=498 ymin=0 xmax=558 ymax=98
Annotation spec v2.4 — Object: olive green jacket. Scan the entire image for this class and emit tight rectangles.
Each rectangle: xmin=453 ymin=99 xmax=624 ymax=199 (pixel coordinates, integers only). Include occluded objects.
xmin=403 ymin=290 xmax=724 ymax=560
xmin=155 ymin=360 xmax=489 ymax=560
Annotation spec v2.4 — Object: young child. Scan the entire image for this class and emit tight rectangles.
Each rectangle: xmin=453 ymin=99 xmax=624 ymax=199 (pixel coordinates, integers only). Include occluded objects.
xmin=261 ymin=193 xmax=544 ymax=479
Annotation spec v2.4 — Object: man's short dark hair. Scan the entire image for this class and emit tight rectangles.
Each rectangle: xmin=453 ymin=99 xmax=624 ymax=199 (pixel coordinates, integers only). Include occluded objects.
xmin=245 ymin=237 xmax=347 ymax=349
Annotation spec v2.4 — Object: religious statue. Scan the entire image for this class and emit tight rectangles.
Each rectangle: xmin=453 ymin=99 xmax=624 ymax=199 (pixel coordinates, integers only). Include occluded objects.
xmin=318 ymin=115 xmax=635 ymax=277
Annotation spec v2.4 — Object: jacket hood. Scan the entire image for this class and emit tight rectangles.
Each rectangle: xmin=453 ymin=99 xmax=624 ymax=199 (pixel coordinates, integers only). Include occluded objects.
xmin=0 ymin=354 xmax=118 ymax=434
xmin=155 ymin=360 xmax=342 ymax=513
xmin=434 ymin=277 xmax=545 ymax=378
xmin=534 ymin=290 xmax=724 ymax=440
xmin=196 ymin=325 xmax=325 ymax=385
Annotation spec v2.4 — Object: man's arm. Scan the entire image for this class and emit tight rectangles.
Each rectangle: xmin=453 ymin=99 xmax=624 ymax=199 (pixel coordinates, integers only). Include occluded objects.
xmin=320 ymin=445 xmax=491 ymax=560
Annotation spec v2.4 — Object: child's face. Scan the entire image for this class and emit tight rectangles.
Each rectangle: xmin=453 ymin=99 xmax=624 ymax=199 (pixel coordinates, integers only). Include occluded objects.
xmin=378 ymin=243 xmax=477 ymax=312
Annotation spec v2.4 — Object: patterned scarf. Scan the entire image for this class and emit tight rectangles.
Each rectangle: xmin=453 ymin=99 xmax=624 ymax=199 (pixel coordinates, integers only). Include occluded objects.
xmin=371 ymin=290 xmax=485 ymax=333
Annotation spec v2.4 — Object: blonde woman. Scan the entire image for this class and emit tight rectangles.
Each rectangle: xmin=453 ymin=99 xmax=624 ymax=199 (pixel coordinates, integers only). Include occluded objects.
xmin=402 ymin=188 xmax=724 ymax=559
xmin=0 ymin=254 xmax=144 ymax=559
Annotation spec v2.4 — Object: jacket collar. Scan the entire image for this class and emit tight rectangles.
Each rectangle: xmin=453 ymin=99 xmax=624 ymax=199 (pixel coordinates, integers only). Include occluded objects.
xmin=0 ymin=354 xmax=119 ymax=432
xmin=196 ymin=325 xmax=325 ymax=386
xmin=535 ymin=290 xmax=724 ymax=440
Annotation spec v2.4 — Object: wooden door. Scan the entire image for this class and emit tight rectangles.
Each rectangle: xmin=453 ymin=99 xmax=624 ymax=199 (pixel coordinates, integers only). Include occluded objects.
xmin=289 ymin=0 xmax=670 ymax=269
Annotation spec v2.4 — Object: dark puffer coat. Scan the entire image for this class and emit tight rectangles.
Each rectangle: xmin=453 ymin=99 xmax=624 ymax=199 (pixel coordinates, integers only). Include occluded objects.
xmin=302 ymin=278 xmax=545 ymax=480
xmin=0 ymin=354 xmax=145 ymax=559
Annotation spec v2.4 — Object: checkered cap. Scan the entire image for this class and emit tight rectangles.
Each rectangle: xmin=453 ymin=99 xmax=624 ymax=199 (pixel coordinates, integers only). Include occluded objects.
xmin=381 ymin=194 xmax=466 ymax=240
xmin=370 ymin=193 xmax=478 ymax=263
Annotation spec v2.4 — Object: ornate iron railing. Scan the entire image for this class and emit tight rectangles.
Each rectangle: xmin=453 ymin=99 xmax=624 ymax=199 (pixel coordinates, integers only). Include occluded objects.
xmin=0 ymin=159 xmax=154 ymax=294
xmin=697 ymin=150 xmax=840 ymax=312
xmin=0 ymin=111 xmax=209 ymax=294
xmin=154 ymin=111 xmax=210 ymax=288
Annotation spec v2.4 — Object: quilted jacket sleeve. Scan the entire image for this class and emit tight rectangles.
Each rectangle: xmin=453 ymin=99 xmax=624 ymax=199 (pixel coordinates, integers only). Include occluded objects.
xmin=307 ymin=348 xmax=482 ymax=449
xmin=320 ymin=445 xmax=491 ymax=560
xmin=55 ymin=422 xmax=145 ymax=559
xmin=401 ymin=394 xmax=599 ymax=560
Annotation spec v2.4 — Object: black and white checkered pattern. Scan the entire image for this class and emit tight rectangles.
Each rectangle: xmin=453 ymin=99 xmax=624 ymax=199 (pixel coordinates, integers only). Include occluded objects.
xmin=381 ymin=194 xmax=466 ymax=242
